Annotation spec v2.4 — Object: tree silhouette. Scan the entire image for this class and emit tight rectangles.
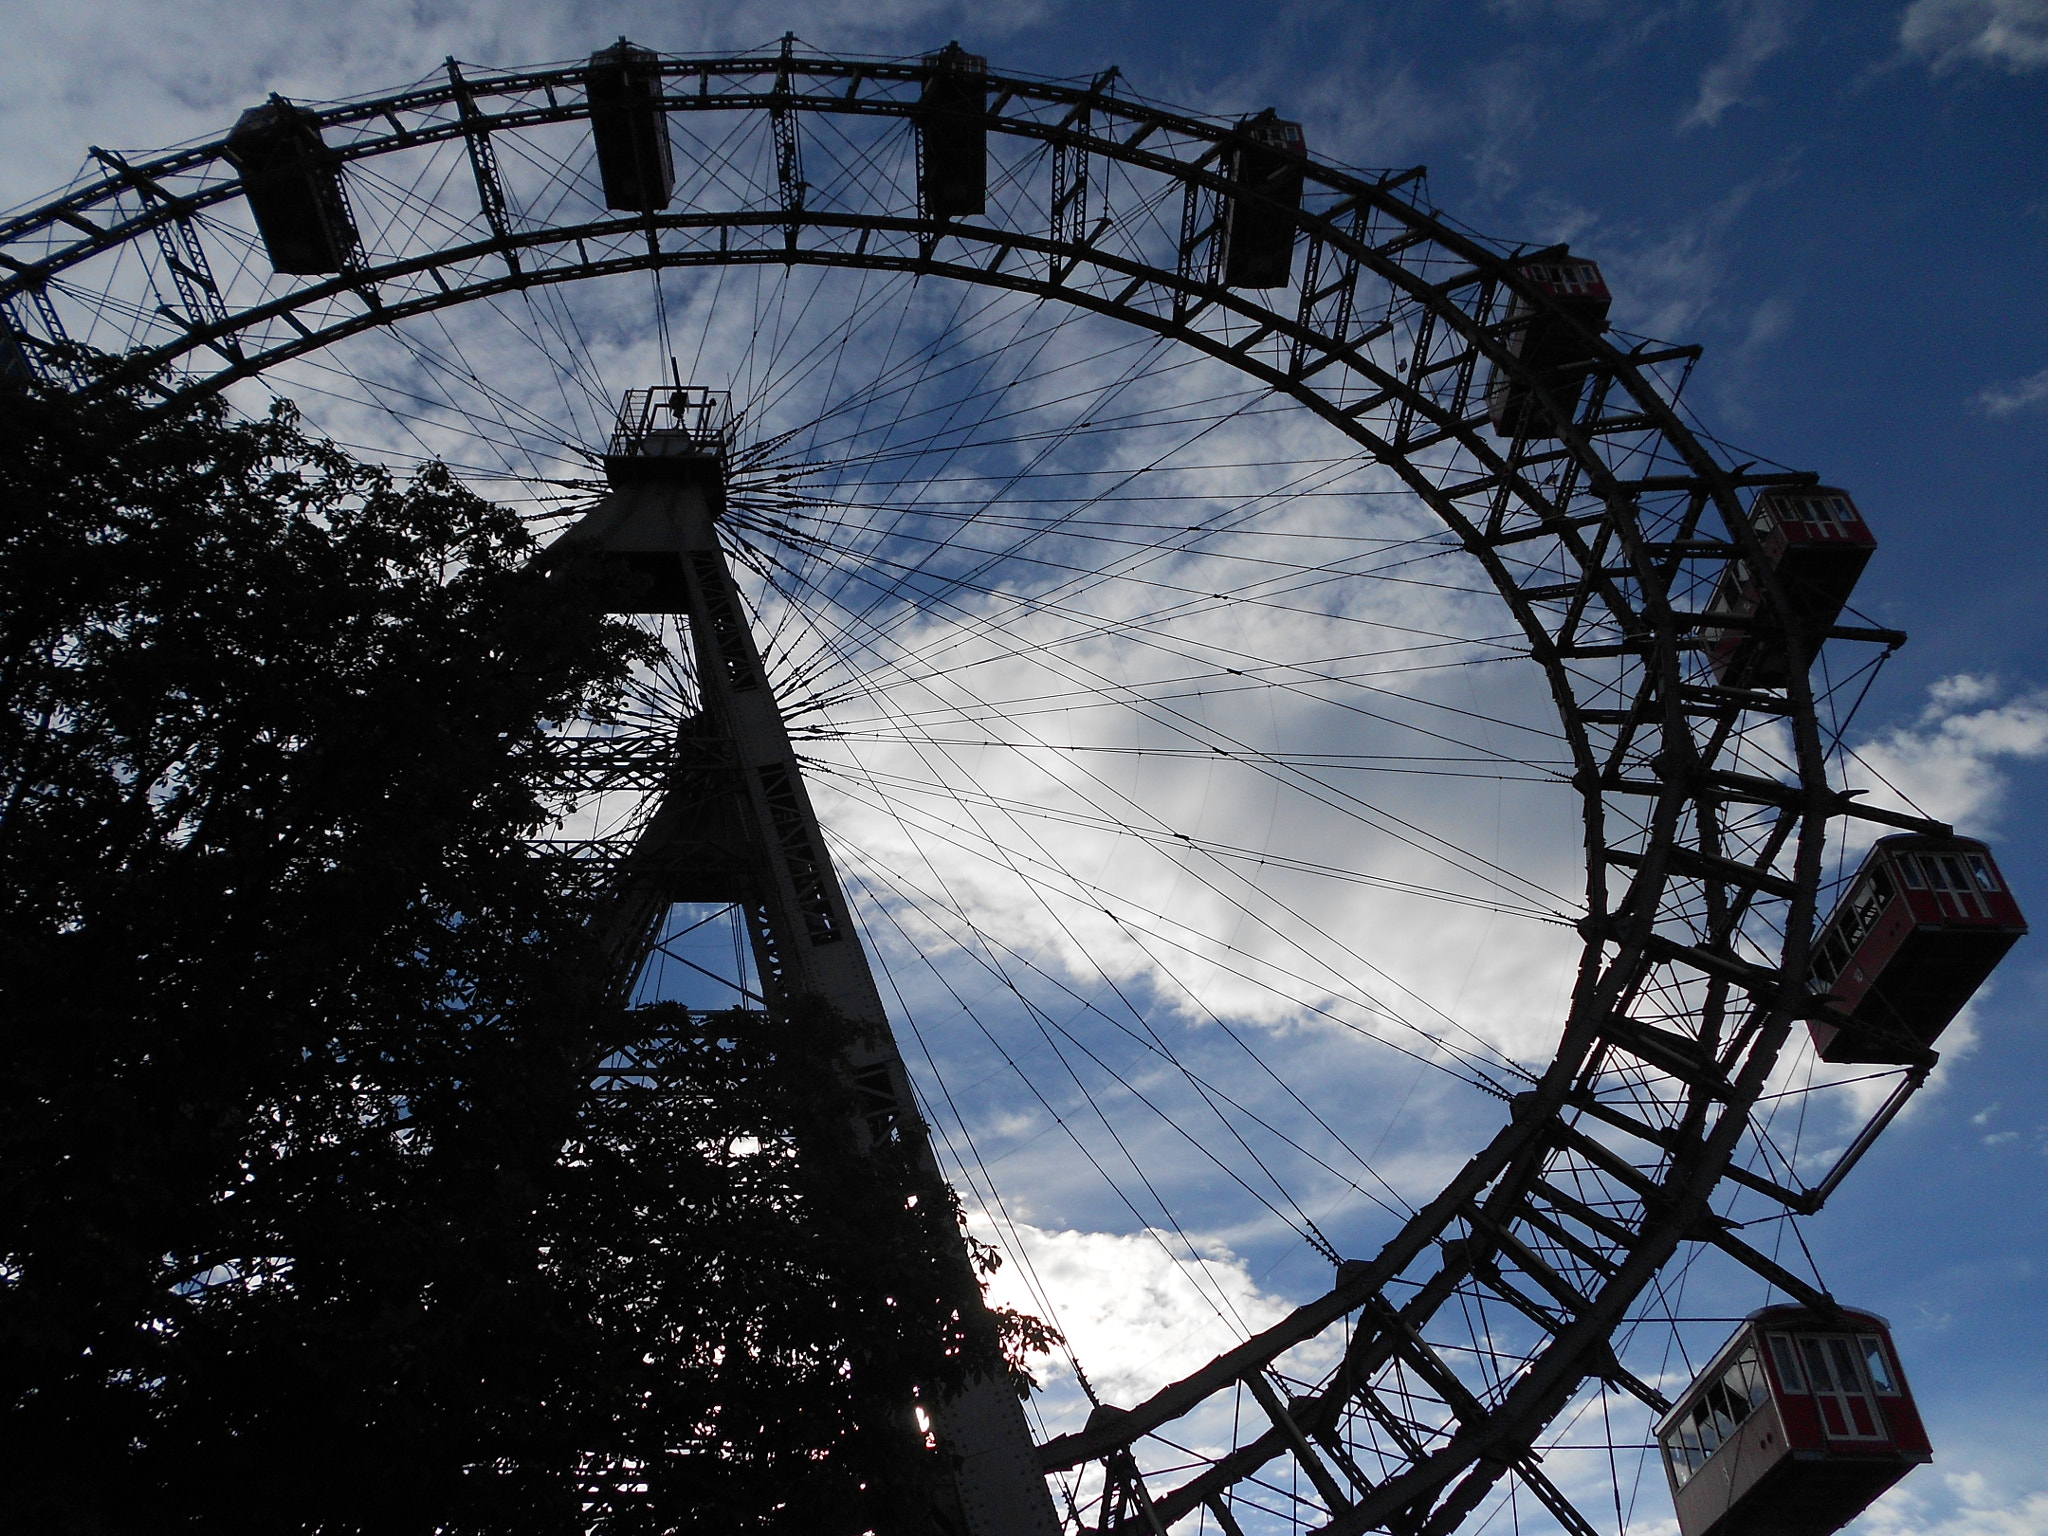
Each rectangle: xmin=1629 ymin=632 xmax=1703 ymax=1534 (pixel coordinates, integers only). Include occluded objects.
xmin=0 ymin=371 xmax=1037 ymax=1535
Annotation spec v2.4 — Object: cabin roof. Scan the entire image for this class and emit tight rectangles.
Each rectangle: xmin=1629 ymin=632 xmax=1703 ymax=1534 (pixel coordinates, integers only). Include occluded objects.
xmin=1871 ymin=833 xmax=1992 ymax=856
xmin=1744 ymin=1302 xmax=1891 ymax=1328
xmin=1757 ymin=484 xmax=1857 ymax=502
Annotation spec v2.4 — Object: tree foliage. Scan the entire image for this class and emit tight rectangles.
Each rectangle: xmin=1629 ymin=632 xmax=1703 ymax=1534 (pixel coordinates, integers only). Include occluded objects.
xmin=0 ymin=373 xmax=1035 ymax=1535
xmin=565 ymin=999 xmax=1046 ymax=1531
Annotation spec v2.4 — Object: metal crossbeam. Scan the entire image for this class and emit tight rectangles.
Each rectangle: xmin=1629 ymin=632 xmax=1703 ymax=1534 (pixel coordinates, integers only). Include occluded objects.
xmin=771 ymin=35 xmax=806 ymax=254
xmin=89 ymin=145 xmax=239 ymax=360
xmin=0 ymin=284 xmax=71 ymax=383
xmin=447 ymin=58 xmax=519 ymax=275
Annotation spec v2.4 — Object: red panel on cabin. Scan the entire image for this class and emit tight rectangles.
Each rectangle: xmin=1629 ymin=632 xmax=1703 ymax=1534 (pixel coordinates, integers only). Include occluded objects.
xmin=1517 ymin=258 xmax=1611 ymax=305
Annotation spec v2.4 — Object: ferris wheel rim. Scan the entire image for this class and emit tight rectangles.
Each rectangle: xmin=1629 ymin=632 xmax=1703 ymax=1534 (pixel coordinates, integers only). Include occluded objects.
xmin=0 ymin=43 xmax=1935 ymax=1534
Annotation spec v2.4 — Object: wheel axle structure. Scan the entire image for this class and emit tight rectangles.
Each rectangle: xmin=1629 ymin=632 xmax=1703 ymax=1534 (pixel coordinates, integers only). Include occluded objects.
xmin=0 ymin=36 xmax=1954 ymax=1536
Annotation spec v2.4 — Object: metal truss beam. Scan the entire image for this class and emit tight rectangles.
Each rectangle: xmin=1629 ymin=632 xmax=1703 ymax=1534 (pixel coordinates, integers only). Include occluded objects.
xmin=446 ymin=58 xmax=520 ymax=275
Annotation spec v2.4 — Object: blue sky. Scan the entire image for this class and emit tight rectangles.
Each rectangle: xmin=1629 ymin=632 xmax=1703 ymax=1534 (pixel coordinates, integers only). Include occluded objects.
xmin=4 ymin=3 xmax=2045 ymax=1533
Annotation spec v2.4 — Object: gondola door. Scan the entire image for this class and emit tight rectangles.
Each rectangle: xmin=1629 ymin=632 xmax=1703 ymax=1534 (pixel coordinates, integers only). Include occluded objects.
xmin=1784 ymin=1332 xmax=1889 ymax=1442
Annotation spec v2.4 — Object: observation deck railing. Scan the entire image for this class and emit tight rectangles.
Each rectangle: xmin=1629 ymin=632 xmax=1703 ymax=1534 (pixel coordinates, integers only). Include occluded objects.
xmin=609 ymin=385 xmax=732 ymax=458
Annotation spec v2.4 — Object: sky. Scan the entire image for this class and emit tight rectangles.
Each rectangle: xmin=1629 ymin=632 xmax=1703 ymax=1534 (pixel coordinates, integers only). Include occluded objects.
xmin=3 ymin=3 xmax=2046 ymax=1534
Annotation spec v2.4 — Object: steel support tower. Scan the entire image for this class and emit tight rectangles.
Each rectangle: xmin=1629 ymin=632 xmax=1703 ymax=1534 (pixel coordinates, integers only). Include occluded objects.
xmin=556 ymin=385 xmax=1061 ymax=1536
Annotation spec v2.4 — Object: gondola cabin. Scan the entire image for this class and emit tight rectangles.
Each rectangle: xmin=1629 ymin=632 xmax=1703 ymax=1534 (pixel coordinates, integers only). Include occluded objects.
xmin=1704 ymin=488 xmax=1877 ymax=688
xmin=1809 ymin=835 xmax=2026 ymax=1064
xmin=919 ymin=43 xmax=988 ymax=220
xmin=224 ymin=96 xmax=360 ymax=275
xmin=1485 ymin=252 xmax=1611 ymax=437
xmin=586 ymin=40 xmax=674 ymax=213
xmin=1221 ymin=114 xmax=1307 ymax=288
xmin=1657 ymin=1306 xmax=1929 ymax=1536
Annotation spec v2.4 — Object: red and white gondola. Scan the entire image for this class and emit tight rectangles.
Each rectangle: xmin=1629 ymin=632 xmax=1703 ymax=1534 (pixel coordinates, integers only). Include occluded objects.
xmin=1809 ymin=834 xmax=2027 ymax=1064
xmin=1658 ymin=1306 xmax=1930 ymax=1536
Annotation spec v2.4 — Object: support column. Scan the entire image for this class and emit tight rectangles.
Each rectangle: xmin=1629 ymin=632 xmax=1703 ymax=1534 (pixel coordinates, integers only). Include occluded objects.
xmin=554 ymin=387 xmax=1060 ymax=1536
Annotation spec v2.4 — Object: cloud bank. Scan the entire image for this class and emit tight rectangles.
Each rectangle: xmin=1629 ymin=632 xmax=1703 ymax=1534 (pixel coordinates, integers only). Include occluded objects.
xmin=1977 ymin=365 xmax=2048 ymax=418
xmin=1901 ymin=0 xmax=2048 ymax=72
xmin=1843 ymin=673 xmax=2048 ymax=842
xmin=1681 ymin=0 xmax=1799 ymax=131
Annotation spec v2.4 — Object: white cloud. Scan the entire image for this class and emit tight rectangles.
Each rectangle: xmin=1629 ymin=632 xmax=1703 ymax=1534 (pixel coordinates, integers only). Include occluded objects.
xmin=1901 ymin=0 xmax=2048 ymax=73
xmin=1842 ymin=674 xmax=2048 ymax=840
xmin=977 ymin=1218 xmax=1303 ymax=1416
xmin=1523 ymin=166 xmax=1799 ymax=368
xmin=979 ymin=1217 xmax=1410 ymax=1510
xmin=974 ymin=1213 xmax=1368 ymax=1516
xmin=1598 ymin=182 xmax=1761 ymax=337
xmin=1859 ymin=1470 xmax=2048 ymax=1536
xmin=1977 ymin=365 xmax=2048 ymax=418
xmin=1926 ymin=673 xmax=2003 ymax=710
xmin=1681 ymin=0 xmax=1800 ymax=131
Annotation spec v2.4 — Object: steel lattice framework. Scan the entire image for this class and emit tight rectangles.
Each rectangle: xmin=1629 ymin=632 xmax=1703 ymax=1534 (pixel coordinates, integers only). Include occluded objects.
xmin=0 ymin=39 xmax=1949 ymax=1535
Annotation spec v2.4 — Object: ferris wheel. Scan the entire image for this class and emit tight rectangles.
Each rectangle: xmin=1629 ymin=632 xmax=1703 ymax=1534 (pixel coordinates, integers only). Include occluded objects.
xmin=2 ymin=35 xmax=2022 ymax=1536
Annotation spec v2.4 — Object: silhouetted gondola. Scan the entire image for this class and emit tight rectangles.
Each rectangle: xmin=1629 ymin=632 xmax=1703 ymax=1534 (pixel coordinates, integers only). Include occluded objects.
xmin=587 ymin=40 xmax=675 ymax=213
xmin=224 ymin=97 xmax=358 ymax=274
xmin=1221 ymin=114 xmax=1306 ymax=288
xmin=1485 ymin=252 xmax=1609 ymax=437
xmin=918 ymin=43 xmax=988 ymax=220
xmin=1704 ymin=487 xmax=1876 ymax=688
